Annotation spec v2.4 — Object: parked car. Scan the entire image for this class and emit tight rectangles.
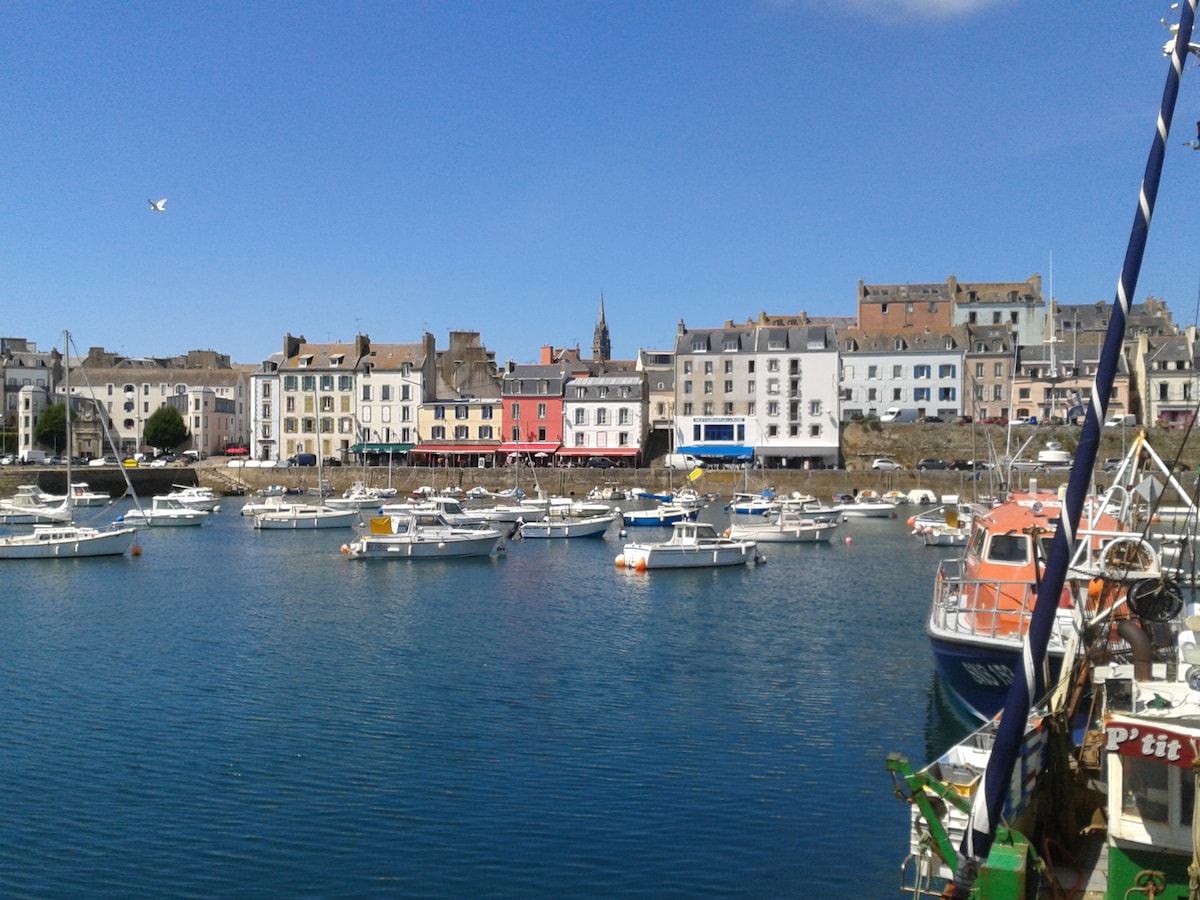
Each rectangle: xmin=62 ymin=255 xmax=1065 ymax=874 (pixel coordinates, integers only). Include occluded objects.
xmin=916 ymin=458 xmax=948 ymax=471
xmin=586 ymin=457 xmax=615 ymax=469
xmin=948 ymin=459 xmax=992 ymax=471
xmin=919 ymin=416 xmax=945 ymax=424
xmin=1102 ymin=457 xmax=1123 ymax=472
xmin=871 ymin=457 xmax=904 ymax=471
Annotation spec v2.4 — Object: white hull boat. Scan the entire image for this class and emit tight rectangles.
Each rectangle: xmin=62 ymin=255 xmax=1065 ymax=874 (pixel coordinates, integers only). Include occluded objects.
xmin=0 ymin=523 xmax=137 ymax=559
xmin=618 ymin=521 xmax=758 ymax=570
xmin=519 ymin=513 xmax=615 ymax=539
xmin=253 ymin=505 xmax=358 ymax=529
xmin=343 ymin=512 xmax=502 ymax=559
xmin=727 ymin=511 xmax=838 ymax=544
xmin=119 ymin=497 xmax=210 ymax=527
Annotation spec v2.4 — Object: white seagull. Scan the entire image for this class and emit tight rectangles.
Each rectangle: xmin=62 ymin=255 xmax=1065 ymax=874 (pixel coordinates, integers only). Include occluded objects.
xmin=148 ymin=198 xmax=167 ymax=212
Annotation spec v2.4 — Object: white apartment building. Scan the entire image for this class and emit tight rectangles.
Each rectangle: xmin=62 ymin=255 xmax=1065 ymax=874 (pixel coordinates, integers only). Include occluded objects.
xmin=560 ymin=374 xmax=647 ymax=465
xmin=673 ymin=322 xmax=840 ymax=468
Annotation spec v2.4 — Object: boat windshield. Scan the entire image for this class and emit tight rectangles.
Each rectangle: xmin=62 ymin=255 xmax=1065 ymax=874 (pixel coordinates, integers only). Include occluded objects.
xmin=986 ymin=533 xmax=1029 ymax=564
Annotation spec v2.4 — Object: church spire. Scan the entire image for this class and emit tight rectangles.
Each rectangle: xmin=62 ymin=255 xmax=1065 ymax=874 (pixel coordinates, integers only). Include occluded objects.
xmin=592 ymin=293 xmax=611 ymax=362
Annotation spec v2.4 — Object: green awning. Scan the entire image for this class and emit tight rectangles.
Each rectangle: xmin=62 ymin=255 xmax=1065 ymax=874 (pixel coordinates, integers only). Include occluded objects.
xmin=349 ymin=443 xmax=414 ymax=453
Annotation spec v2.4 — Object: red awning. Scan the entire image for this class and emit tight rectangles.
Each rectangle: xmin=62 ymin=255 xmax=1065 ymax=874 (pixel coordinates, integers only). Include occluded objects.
xmin=225 ymin=446 xmax=250 ymax=455
xmin=498 ymin=442 xmax=562 ymax=454
xmin=555 ymin=447 xmax=640 ymax=456
xmin=410 ymin=443 xmax=502 ymax=454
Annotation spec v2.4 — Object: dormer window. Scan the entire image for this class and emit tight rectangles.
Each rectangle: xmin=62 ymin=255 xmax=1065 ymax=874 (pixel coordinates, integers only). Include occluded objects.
xmin=691 ymin=337 xmax=707 ymax=352
xmin=893 ymin=338 xmax=904 ymax=351
xmin=299 ymin=355 xmax=313 ymax=368
xmin=723 ymin=337 xmax=739 ymax=351
xmin=330 ymin=354 xmax=344 ymax=367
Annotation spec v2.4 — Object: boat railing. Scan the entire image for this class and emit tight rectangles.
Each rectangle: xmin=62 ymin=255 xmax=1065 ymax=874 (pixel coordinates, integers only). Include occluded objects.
xmin=929 ymin=559 xmax=1075 ymax=647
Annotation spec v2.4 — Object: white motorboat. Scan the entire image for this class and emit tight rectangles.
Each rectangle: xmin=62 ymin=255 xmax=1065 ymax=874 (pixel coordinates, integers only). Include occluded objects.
xmin=67 ymin=482 xmax=110 ymax=507
xmin=342 ymin=511 xmax=502 ymax=559
xmin=380 ymin=495 xmax=489 ymax=526
xmin=836 ymin=495 xmax=896 ymax=518
xmin=726 ymin=508 xmax=838 ymax=544
xmin=325 ymin=481 xmax=396 ymax=510
xmin=119 ymin=496 xmax=210 ymax=527
xmin=160 ymin=484 xmax=220 ymax=511
xmin=252 ymin=504 xmax=359 ymax=530
xmin=518 ymin=512 xmax=615 ymax=539
xmin=617 ymin=521 xmax=758 ymax=570
xmin=0 ymin=485 xmax=73 ymax=524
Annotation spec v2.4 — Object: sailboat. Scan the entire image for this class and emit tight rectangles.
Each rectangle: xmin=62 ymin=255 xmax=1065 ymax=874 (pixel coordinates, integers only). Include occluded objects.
xmin=888 ymin=7 xmax=1200 ymax=897
xmin=0 ymin=331 xmax=138 ymax=559
xmin=252 ymin=413 xmax=358 ymax=529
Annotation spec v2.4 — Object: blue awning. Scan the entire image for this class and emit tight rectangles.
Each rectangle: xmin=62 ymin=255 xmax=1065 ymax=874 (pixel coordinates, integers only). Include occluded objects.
xmin=675 ymin=444 xmax=755 ymax=460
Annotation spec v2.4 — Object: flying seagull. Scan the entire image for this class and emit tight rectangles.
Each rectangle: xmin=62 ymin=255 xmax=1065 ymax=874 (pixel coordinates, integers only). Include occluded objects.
xmin=148 ymin=198 xmax=167 ymax=211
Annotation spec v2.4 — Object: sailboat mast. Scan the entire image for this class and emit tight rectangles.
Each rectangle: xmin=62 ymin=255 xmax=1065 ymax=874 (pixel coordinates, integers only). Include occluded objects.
xmin=952 ymin=3 xmax=1198 ymax=894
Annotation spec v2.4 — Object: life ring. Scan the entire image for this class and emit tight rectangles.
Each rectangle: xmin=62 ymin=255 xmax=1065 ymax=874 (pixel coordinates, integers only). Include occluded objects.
xmin=1100 ymin=536 xmax=1159 ymax=579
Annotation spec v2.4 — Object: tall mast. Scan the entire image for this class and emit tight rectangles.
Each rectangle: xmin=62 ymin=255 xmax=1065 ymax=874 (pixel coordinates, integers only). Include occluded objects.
xmin=951 ymin=3 xmax=1198 ymax=894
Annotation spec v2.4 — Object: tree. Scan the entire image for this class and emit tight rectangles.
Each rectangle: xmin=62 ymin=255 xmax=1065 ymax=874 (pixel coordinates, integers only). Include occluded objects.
xmin=33 ymin=402 xmax=68 ymax=453
xmin=143 ymin=406 xmax=189 ymax=452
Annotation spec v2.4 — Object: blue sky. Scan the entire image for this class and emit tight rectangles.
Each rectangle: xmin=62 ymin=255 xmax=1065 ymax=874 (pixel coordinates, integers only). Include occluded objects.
xmin=5 ymin=1 xmax=1200 ymax=365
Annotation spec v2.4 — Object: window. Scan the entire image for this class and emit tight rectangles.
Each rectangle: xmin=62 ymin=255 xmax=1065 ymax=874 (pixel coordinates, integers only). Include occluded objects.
xmin=284 ymin=417 xmax=298 ymax=433
xmin=939 ymin=364 xmax=957 ymax=379
xmin=723 ymin=337 xmax=738 ymax=352
xmin=809 ymin=424 xmax=821 ymax=438
xmin=511 ymin=403 xmax=520 ymax=419
xmin=767 ymin=401 xmax=779 ymax=416
xmin=703 ymin=361 xmax=714 ymax=375
xmin=262 ymin=383 xmax=272 ymax=398
xmin=724 ymin=360 xmax=733 ymax=374
xmin=596 ymin=409 xmax=608 ymax=425
xmin=618 ymin=408 xmax=630 ymax=425
xmin=434 ymin=405 xmax=446 ymax=420
xmin=301 ymin=375 xmax=316 ymax=391
xmin=841 ymin=365 xmax=853 ymax=380
xmin=809 ymin=400 xmax=821 ymax=416
xmin=724 ymin=380 xmax=733 ymax=393
xmin=938 ymin=387 xmax=957 ymax=402
xmin=319 ymin=375 xmax=333 ymax=391
xmin=683 ymin=361 xmax=692 ymax=374
xmin=537 ymin=403 xmax=546 ymax=419
xmin=361 ymin=385 xmax=372 ymax=401
xmin=702 ymin=402 xmax=713 ymax=415
xmin=767 ymin=359 xmax=779 ymax=372
xmin=338 ymin=375 xmax=353 ymax=391
xmin=704 ymin=381 xmax=713 ymax=394
xmin=575 ymin=433 xmax=586 ymax=447
xmin=914 ymin=365 xmax=931 ymax=379
xmin=992 ymin=384 xmax=1003 ymax=401
xmin=401 ymin=385 xmax=411 ymax=401
xmin=478 ymin=426 xmax=493 ymax=439
xmin=746 ymin=401 xmax=755 ymax=415
xmin=748 ymin=361 xmax=755 ymax=374
xmin=682 ymin=403 xmax=693 ymax=416
xmin=683 ymin=381 xmax=693 ymax=395
xmin=431 ymin=426 xmax=445 ymax=440
xmin=747 ymin=380 xmax=755 ymax=393
xmin=868 ymin=366 xmax=878 ymax=380
xmin=361 ymin=407 xmax=371 ymax=423
xmin=723 ymin=402 xmax=734 ymax=415
xmin=974 ymin=363 xmax=984 ymax=378
xmin=480 ymin=406 xmax=493 ymax=420
xmin=994 ymin=363 xmax=1003 ymax=378
xmin=381 ymin=385 xmax=392 ymax=402
xmin=320 ymin=396 xmax=334 ymax=412
xmin=893 ymin=365 xmax=903 ymax=378
xmin=455 ymin=406 xmax=469 ymax=420
xmin=915 ymin=388 xmax=930 ymax=402
xmin=575 ymin=409 xmax=586 ymax=426
xmin=320 ymin=417 xmax=334 ymax=434
xmin=767 ymin=378 xmax=780 ymax=395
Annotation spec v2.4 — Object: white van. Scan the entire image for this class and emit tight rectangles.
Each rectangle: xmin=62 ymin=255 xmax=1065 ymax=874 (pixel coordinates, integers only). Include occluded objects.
xmin=880 ymin=408 xmax=918 ymax=423
xmin=662 ymin=453 xmax=702 ymax=470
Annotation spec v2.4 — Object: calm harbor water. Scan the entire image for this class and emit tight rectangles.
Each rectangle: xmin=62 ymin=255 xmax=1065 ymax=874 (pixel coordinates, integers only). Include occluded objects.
xmin=0 ymin=499 xmax=967 ymax=897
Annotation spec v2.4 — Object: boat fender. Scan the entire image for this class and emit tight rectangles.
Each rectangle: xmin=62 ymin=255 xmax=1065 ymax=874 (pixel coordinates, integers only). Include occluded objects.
xmin=614 ymin=554 xmax=625 ymax=568
xmin=340 ymin=544 xmax=349 ymax=554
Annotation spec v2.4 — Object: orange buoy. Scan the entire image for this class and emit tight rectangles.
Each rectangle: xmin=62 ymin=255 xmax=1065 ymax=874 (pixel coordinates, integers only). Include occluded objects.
xmin=634 ymin=558 xmax=648 ymax=572
xmin=340 ymin=544 xmax=350 ymax=554
xmin=615 ymin=554 xmax=625 ymax=568
xmin=131 ymin=544 xmax=142 ymax=557
xmin=844 ymin=536 xmax=853 ymax=545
